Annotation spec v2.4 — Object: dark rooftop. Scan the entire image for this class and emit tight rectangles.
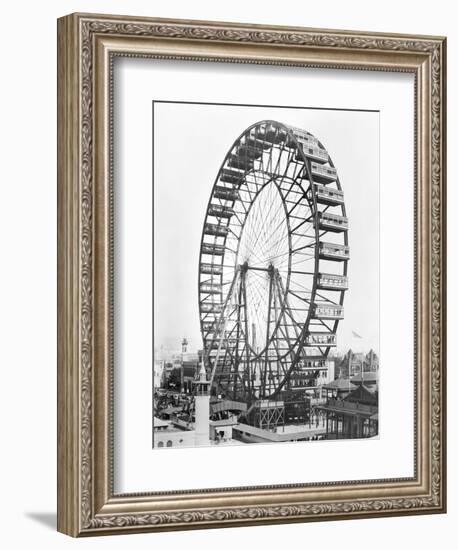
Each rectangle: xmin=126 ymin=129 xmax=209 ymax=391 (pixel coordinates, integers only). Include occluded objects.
xmin=322 ymin=378 xmax=357 ymax=391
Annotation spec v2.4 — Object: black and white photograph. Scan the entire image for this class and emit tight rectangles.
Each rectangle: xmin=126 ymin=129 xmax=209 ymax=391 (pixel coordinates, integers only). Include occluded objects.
xmin=0 ymin=1 xmax=448 ymax=544
xmin=152 ymin=101 xmax=380 ymax=449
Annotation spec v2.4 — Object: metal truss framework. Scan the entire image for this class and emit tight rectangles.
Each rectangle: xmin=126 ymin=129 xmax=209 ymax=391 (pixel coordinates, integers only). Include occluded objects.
xmin=198 ymin=120 xmax=349 ymax=403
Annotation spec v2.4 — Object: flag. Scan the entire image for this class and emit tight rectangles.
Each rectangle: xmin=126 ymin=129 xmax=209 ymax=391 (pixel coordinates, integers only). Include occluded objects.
xmin=352 ymin=330 xmax=362 ymax=339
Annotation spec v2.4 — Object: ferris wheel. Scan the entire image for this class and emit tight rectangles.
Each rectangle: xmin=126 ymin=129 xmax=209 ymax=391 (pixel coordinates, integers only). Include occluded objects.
xmin=198 ymin=120 xmax=349 ymax=401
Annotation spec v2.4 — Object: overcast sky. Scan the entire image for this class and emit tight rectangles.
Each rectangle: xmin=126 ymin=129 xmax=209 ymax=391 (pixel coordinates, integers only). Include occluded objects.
xmin=153 ymin=102 xmax=379 ymax=355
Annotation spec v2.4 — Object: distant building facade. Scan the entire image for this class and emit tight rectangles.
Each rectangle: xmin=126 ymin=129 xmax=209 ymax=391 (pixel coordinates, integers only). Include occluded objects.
xmin=337 ymin=349 xmax=379 ymax=378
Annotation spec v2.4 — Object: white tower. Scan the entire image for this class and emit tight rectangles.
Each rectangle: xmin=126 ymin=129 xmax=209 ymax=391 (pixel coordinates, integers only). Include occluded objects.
xmin=192 ymin=356 xmax=210 ymax=446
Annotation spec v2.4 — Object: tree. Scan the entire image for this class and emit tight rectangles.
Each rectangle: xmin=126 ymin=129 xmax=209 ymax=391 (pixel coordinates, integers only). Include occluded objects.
xmin=167 ymin=367 xmax=182 ymax=390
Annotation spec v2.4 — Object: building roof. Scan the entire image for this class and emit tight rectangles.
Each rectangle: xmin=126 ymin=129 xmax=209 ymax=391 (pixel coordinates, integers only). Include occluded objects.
xmin=315 ymin=399 xmax=377 ymax=417
xmin=351 ymin=372 xmax=378 ymax=383
xmin=366 ymin=349 xmax=379 ymax=360
xmin=322 ymin=378 xmax=357 ymax=391
xmin=345 ymin=384 xmax=378 ymax=406
xmin=182 ymin=353 xmax=199 ymax=362
xmin=233 ymin=423 xmax=325 ymax=442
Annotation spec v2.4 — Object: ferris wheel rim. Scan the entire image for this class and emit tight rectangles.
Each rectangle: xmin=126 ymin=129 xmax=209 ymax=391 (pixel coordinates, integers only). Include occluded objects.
xmin=198 ymin=119 xmax=348 ymax=400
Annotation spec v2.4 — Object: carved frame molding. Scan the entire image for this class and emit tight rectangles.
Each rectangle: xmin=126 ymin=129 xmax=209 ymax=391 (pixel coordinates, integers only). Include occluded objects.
xmin=57 ymin=13 xmax=446 ymax=536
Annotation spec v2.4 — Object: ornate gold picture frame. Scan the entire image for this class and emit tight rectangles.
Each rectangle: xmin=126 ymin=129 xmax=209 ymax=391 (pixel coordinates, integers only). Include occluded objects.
xmin=57 ymin=12 xmax=446 ymax=536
